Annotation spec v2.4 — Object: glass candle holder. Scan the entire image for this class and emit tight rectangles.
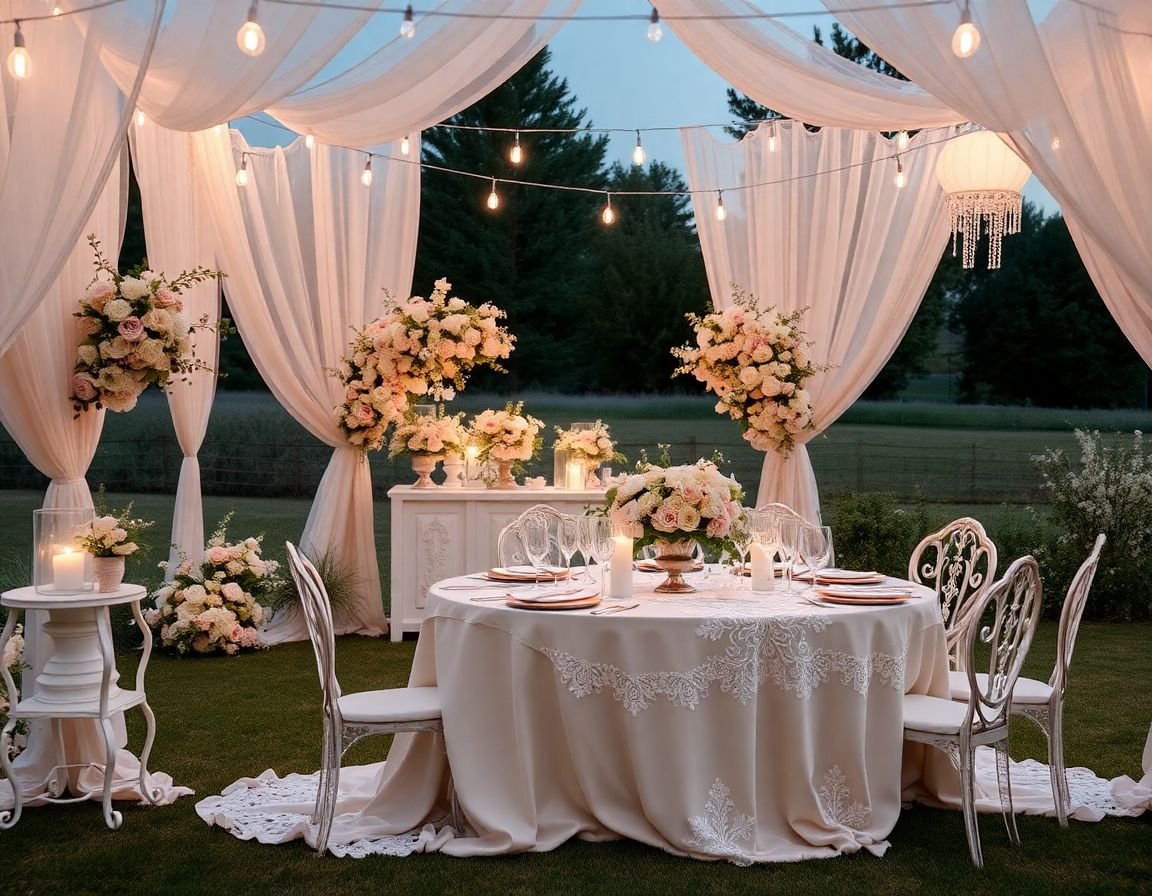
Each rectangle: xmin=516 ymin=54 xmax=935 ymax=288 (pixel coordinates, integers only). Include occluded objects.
xmin=33 ymin=508 xmax=96 ymax=594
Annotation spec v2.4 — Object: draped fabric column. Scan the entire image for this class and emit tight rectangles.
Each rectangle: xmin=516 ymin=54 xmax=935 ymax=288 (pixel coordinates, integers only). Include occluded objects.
xmin=683 ymin=122 xmax=951 ymax=522
xmin=0 ymin=7 xmax=160 ymax=355
xmin=0 ymin=158 xmax=191 ymax=811
xmin=825 ymin=0 xmax=1152 ymax=366
xmin=130 ymin=126 xmax=221 ymax=571
xmin=190 ymin=129 xmax=420 ymax=641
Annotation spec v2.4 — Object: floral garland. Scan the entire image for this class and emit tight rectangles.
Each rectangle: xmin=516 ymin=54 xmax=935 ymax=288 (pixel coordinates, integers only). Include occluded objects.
xmin=672 ymin=287 xmax=821 ymax=458
xmin=388 ymin=412 xmax=469 ymax=458
xmin=147 ymin=517 xmax=278 ymax=656
xmin=469 ymin=401 xmax=543 ymax=464
xmin=334 ymin=278 xmax=515 ymax=453
xmin=0 ymin=623 xmax=28 ymax=759
xmin=72 ymin=236 xmax=223 ymax=414
xmin=553 ymin=420 xmax=625 ymax=466
xmin=604 ymin=456 xmax=744 ymax=556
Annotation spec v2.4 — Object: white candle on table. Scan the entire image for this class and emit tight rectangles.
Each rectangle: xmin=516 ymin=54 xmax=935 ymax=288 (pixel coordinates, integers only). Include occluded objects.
xmin=566 ymin=461 xmax=584 ymax=490
xmin=749 ymin=543 xmax=774 ymax=593
xmin=464 ymin=445 xmax=481 ymax=484
xmin=52 ymin=546 xmax=88 ymax=591
xmin=608 ymin=535 xmax=634 ymax=598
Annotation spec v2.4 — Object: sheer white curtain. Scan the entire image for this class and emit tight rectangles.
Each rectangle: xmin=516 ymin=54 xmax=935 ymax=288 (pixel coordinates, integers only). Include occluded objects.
xmin=826 ymin=0 xmax=1152 ymax=366
xmin=0 ymin=7 xmax=160 ymax=356
xmin=190 ymin=129 xmax=420 ymax=640
xmin=129 ymin=125 xmax=221 ymax=571
xmin=0 ymin=158 xmax=191 ymax=811
xmin=683 ymin=122 xmax=950 ymax=522
xmin=660 ymin=0 xmax=962 ymax=130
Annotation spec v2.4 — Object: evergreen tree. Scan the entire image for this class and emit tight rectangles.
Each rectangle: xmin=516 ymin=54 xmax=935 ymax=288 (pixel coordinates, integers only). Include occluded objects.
xmin=415 ymin=48 xmax=609 ymax=391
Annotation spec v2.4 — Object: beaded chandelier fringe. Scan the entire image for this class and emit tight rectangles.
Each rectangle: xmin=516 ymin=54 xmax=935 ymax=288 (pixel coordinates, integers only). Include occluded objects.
xmin=945 ymin=190 xmax=1023 ymax=270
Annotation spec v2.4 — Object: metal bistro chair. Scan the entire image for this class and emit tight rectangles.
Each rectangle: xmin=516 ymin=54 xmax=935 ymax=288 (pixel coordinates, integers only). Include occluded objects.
xmin=949 ymin=534 xmax=1106 ymax=827
xmin=903 ymin=555 xmax=1043 ymax=868
xmin=285 ymin=542 xmax=460 ymax=854
xmin=909 ymin=517 xmax=999 ymax=670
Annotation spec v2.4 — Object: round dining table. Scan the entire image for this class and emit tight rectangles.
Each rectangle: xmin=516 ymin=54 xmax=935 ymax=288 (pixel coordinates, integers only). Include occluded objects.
xmin=333 ymin=568 xmax=954 ymax=862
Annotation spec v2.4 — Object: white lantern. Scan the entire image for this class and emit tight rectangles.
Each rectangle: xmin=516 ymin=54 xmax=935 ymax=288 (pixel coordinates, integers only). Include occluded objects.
xmin=935 ymin=130 xmax=1031 ymax=269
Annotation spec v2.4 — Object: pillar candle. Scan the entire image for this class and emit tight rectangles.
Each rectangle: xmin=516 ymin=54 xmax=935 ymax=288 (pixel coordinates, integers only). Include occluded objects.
xmin=565 ymin=461 xmax=584 ymax=490
xmin=749 ymin=543 xmax=774 ymax=593
xmin=52 ymin=547 xmax=88 ymax=591
xmin=608 ymin=535 xmax=634 ymax=598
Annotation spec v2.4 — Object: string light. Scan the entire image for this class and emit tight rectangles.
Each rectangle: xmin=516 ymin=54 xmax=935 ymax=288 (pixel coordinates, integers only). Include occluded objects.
xmin=7 ymin=22 xmax=29 ymax=80
xmin=895 ymin=130 xmax=910 ymax=152
xmin=235 ymin=154 xmax=250 ymax=187
xmin=237 ymin=2 xmax=266 ymax=57
xmin=767 ymin=121 xmax=777 ymax=153
xmin=715 ymin=191 xmax=726 ymax=221
xmin=509 ymin=131 xmax=524 ymax=165
xmin=361 ymin=155 xmax=373 ymax=186
xmin=305 ymin=133 xmax=315 ymax=149
xmin=135 ymin=109 xmax=147 ymax=127
xmin=400 ymin=4 xmax=415 ymax=39
xmin=486 ymin=178 xmax=500 ymax=210
xmin=951 ymin=1 xmax=981 ymax=58
xmin=645 ymin=6 xmax=663 ymax=42
xmin=632 ymin=130 xmax=646 ymax=166
xmin=894 ymin=156 xmax=906 ymax=189
xmin=601 ymin=193 xmax=616 ymax=225
xmin=401 ymin=134 xmax=411 ymax=155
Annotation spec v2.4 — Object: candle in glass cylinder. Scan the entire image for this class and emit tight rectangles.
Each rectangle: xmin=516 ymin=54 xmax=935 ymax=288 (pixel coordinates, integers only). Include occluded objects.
xmin=565 ymin=461 xmax=584 ymax=491
xmin=749 ymin=542 xmax=774 ymax=593
xmin=52 ymin=546 xmax=88 ymax=591
xmin=608 ymin=535 xmax=633 ymax=598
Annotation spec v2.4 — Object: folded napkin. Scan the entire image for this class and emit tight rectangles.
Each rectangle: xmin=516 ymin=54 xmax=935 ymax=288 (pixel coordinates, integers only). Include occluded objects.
xmin=818 ymin=586 xmax=914 ymax=601
xmin=510 ymin=587 xmax=596 ymax=603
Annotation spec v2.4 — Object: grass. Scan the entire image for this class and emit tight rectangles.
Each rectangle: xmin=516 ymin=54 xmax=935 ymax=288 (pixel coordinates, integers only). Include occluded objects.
xmin=0 ymin=624 xmax=1148 ymax=896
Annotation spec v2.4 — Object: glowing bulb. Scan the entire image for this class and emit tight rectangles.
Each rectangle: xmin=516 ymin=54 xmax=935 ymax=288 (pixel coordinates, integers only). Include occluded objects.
xmin=236 ymin=3 xmax=266 ymax=57
xmin=715 ymin=193 xmax=726 ymax=222
xmin=896 ymin=130 xmax=910 ymax=152
xmin=1050 ymin=136 xmax=1061 ymax=151
xmin=235 ymin=159 xmax=249 ymax=187
xmin=361 ymin=157 xmax=373 ymax=187
xmin=601 ymin=196 xmax=616 ymax=225
xmin=305 ymin=134 xmax=315 ymax=149
xmin=647 ymin=7 xmax=662 ymax=42
xmin=486 ymin=179 xmax=500 ymax=210
xmin=768 ymin=122 xmax=777 ymax=153
xmin=7 ymin=25 xmax=29 ymax=80
xmin=894 ymin=159 xmax=906 ymax=189
xmin=135 ymin=109 xmax=146 ymax=128
xmin=51 ymin=6 xmax=63 ymax=16
xmin=400 ymin=4 xmax=415 ymax=39
xmin=401 ymin=135 xmax=411 ymax=156
xmin=632 ymin=131 xmax=646 ymax=166
xmin=510 ymin=132 xmax=523 ymax=166
xmin=951 ymin=4 xmax=981 ymax=58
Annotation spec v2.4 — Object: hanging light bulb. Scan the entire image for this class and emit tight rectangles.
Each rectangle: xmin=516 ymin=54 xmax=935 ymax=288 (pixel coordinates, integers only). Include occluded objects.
xmin=601 ymin=194 xmax=616 ymax=225
xmin=632 ymin=131 xmax=647 ymax=166
xmin=235 ymin=156 xmax=249 ymax=187
xmin=647 ymin=7 xmax=663 ymax=42
xmin=510 ymin=131 xmax=524 ymax=165
xmin=236 ymin=2 xmax=266 ymax=57
xmin=715 ymin=192 xmax=726 ymax=222
xmin=951 ymin=1 xmax=981 ymax=59
xmin=400 ymin=4 xmax=416 ymax=39
xmin=894 ymin=157 xmax=906 ymax=189
xmin=767 ymin=121 xmax=777 ymax=153
xmin=361 ymin=156 xmax=374 ymax=187
xmin=486 ymin=178 xmax=500 ymax=210
xmin=135 ymin=109 xmax=147 ymax=128
xmin=401 ymin=134 xmax=411 ymax=156
xmin=7 ymin=23 xmax=30 ymax=80
xmin=51 ymin=6 xmax=64 ymax=16
xmin=305 ymin=134 xmax=315 ymax=149
xmin=896 ymin=130 xmax=910 ymax=152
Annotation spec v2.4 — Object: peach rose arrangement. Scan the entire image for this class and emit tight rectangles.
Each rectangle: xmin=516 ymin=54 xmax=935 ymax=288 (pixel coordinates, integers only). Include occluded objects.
xmin=335 ymin=278 xmax=515 ymax=452
xmin=553 ymin=420 xmax=625 ymax=466
xmin=388 ymin=411 xmax=469 ymax=459
xmin=469 ymin=401 xmax=543 ymax=465
xmin=147 ymin=517 xmax=278 ymax=656
xmin=672 ymin=287 xmax=822 ymax=458
xmin=71 ymin=235 xmax=223 ymax=415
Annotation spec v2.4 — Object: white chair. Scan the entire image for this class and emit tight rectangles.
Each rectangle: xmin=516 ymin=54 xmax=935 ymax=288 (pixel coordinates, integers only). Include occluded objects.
xmin=495 ymin=504 xmax=566 ymax=568
xmin=909 ymin=517 xmax=998 ymax=669
xmin=949 ymin=534 xmax=1106 ymax=827
xmin=285 ymin=542 xmax=460 ymax=854
xmin=903 ymin=555 xmax=1043 ymax=868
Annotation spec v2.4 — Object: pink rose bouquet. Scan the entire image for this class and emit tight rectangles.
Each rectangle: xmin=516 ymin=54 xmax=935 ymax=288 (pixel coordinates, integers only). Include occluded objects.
xmin=388 ymin=411 xmax=469 ymax=459
xmin=553 ymin=420 xmax=625 ymax=466
xmin=147 ymin=515 xmax=278 ymax=656
xmin=469 ymin=401 xmax=543 ymax=464
xmin=334 ymin=278 xmax=515 ymax=453
xmin=672 ymin=287 xmax=823 ymax=458
xmin=77 ymin=498 xmax=153 ymax=558
xmin=72 ymin=235 xmax=224 ymax=415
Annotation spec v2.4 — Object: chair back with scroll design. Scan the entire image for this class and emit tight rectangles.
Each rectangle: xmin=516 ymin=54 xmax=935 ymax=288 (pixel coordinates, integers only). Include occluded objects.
xmin=496 ymin=504 xmax=566 ymax=567
xmin=908 ymin=517 xmax=998 ymax=668
xmin=1049 ymin=533 xmax=1105 ymax=699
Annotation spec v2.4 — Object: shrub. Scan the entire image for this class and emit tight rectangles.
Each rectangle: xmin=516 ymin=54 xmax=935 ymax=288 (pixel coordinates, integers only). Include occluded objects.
xmin=825 ymin=492 xmax=929 ymax=578
xmin=1032 ymin=430 xmax=1152 ymax=620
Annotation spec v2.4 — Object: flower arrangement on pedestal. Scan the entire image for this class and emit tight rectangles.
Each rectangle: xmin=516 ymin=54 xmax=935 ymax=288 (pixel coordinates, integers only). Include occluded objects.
xmin=468 ymin=402 xmax=543 ymax=487
xmin=387 ymin=411 xmax=469 ymax=459
xmin=0 ymin=624 xmax=28 ymax=759
xmin=71 ymin=235 xmax=223 ymax=415
xmin=147 ymin=517 xmax=278 ymax=656
xmin=672 ymin=287 xmax=822 ymax=458
xmin=334 ymin=278 xmax=515 ymax=453
xmin=553 ymin=420 xmax=625 ymax=467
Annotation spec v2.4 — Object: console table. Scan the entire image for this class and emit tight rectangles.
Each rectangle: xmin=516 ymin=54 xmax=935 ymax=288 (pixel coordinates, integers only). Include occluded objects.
xmin=387 ymin=485 xmax=605 ymax=640
xmin=0 ymin=584 xmax=160 ymax=830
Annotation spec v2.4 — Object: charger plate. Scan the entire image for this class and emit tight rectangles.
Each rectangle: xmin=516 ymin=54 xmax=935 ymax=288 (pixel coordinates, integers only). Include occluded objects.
xmin=505 ymin=593 xmax=601 ymax=611
xmin=486 ymin=565 xmax=570 ymax=582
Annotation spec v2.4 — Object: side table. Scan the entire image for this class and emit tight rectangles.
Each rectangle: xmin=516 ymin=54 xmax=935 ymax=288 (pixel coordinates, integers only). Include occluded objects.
xmin=0 ymin=584 xmax=160 ymax=830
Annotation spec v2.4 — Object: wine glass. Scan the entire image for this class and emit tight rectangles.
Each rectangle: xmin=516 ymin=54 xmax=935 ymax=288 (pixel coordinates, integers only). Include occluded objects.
xmin=728 ymin=508 xmax=754 ymax=589
xmin=776 ymin=516 xmax=801 ymax=593
xmin=797 ymin=524 xmax=832 ymax=587
xmin=557 ymin=514 xmax=581 ymax=580
xmin=581 ymin=516 xmax=613 ymax=591
xmin=520 ymin=511 xmax=552 ymax=590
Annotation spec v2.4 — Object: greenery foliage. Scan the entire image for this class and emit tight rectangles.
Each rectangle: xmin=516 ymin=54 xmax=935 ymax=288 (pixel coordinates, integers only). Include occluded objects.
xmin=267 ymin=545 xmax=363 ymax=620
xmin=825 ymin=492 xmax=929 ymax=577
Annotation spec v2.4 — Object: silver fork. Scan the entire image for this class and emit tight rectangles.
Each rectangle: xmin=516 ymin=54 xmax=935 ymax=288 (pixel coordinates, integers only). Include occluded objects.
xmin=590 ymin=602 xmax=639 ymax=616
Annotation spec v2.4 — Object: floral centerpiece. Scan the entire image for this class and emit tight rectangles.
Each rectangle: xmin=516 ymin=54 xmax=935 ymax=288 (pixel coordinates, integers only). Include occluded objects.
xmin=0 ymin=623 xmax=28 ymax=759
xmin=672 ymin=287 xmax=822 ymax=457
xmin=334 ymin=278 xmax=515 ymax=453
xmin=72 ymin=235 xmax=223 ymax=415
xmin=76 ymin=498 xmax=154 ymax=591
xmin=469 ymin=401 xmax=544 ymax=487
xmin=389 ymin=411 xmax=470 ymax=488
xmin=553 ymin=420 xmax=625 ymax=466
xmin=146 ymin=517 xmax=278 ymax=656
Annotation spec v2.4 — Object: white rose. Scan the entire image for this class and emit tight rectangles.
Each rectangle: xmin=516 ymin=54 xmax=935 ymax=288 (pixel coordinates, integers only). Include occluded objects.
xmin=77 ymin=344 xmax=99 ymax=366
xmin=119 ymin=277 xmax=150 ymax=301
xmin=103 ymin=299 xmax=132 ymax=322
